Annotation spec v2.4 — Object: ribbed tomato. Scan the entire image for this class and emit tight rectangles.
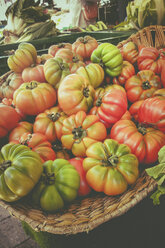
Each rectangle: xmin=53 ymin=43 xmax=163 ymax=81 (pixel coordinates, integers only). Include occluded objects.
xmin=110 ymin=119 xmax=165 ymax=165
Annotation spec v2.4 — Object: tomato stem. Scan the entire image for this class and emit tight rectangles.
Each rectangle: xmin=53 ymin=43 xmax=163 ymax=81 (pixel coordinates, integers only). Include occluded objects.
xmin=58 ymin=43 xmax=65 ymax=48
xmin=138 ymin=124 xmax=147 ymax=135
xmin=47 ymin=112 xmax=61 ymax=122
xmin=83 ymin=87 xmax=90 ymax=98
xmin=26 ymin=81 xmax=38 ymax=90
xmin=0 ymin=160 xmax=12 ymax=173
xmin=107 ymin=155 xmax=119 ymax=167
xmin=96 ymin=97 xmax=102 ymax=106
xmin=142 ymin=80 xmax=151 ymax=90
xmin=72 ymin=126 xmax=87 ymax=143
xmin=42 ymin=172 xmax=55 ymax=185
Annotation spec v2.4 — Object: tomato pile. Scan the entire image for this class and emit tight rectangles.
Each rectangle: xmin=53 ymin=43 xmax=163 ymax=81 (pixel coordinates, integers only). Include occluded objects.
xmin=0 ymin=35 xmax=165 ymax=212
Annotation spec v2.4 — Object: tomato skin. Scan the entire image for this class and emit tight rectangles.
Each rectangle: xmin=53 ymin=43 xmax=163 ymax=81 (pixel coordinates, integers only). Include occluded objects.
xmin=72 ymin=35 xmax=98 ymax=60
xmin=9 ymin=121 xmax=33 ymax=142
xmin=58 ymin=74 xmax=95 ymax=116
xmin=119 ymin=42 xmax=139 ymax=64
xmin=7 ymin=43 xmax=37 ymax=73
xmin=83 ymin=139 xmax=139 ymax=196
xmin=129 ymin=100 xmax=144 ymax=121
xmin=0 ymin=104 xmax=20 ymax=138
xmin=138 ymin=97 xmax=165 ymax=133
xmin=153 ymin=88 xmax=165 ymax=98
xmin=76 ymin=63 xmax=104 ymax=89
xmin=90 ymin=87 xmax=127 ymax=127
xmin=48 ymin=43 xmax=72 ymax=56
xmin=55 ymin=48 xmax=74 ymax=63
xmin=69 ymin=157 xmax=91 ymax=196
xmin=43 ymin=58 xmax=70 ymax=89
xmin=0 ymin=143 xmax=43 ymax=202
xmin=22 ymin=64 xmax=46 ymax=83
xmin=13 ymin=81 xmax=57 ymax=116
xmin=61 ymin=111 xmax=107 ymax=157
xmin=2 ymin=98 xmax=26 ymax=121
xmin=0 ymin=72 xmax=24 ymax=100
xmin=91 ymin=43 xmax=123 ymax=77
xmin=125 ymin=70 xmax=162 ymax=103
xmin=161 ymin=63 xmax=165 ymax=88
xmin=113 ymin=61 xmax=135 ymax=86
xmin=137 ymin=47 xmax=164 ymax=74
xmin=33 ymin=106 xmax=67 ymax=142
xmin=110 ymin=119 xmax=165 ymax=165
xmin=11 ymin=133 xmax=56 ymax=162
xmin=31 ymin=159 xmax=80 ymax=212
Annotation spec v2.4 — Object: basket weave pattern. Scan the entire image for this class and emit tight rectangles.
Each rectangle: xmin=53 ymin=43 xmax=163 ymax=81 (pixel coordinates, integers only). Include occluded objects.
xmin=0 ymin=25 xmax=164 ymax=235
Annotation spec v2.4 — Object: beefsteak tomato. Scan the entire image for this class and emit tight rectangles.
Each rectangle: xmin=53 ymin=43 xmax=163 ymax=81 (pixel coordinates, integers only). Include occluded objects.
xmin=58 ymin=74 xmax=95 ymax=115
xmin=13 ymin=81 xmax=57 ymax=116
xmin=138 ymin=97 xmax=165 ymax=133
xmin=125 ymin=70 xmax=162 ymax=103
xmin=61 ymin=111 xmax=107 ymax=157
xmin=110 ymin=119 xmax=165 ymax=165
xmin=72 ymin=35 xmax=98 ymax=60
xmin=91 ymin=42 xmax=123 ymax=77
xmin=33 ymin=106 xmax=67 ymax=142
xmin=83 ymin=139 xmax=139 ymax=195
xmin=31 ymin=159 xmax=80 ymax=212
xmin=0 ymin=143 xmax=43 ymax=202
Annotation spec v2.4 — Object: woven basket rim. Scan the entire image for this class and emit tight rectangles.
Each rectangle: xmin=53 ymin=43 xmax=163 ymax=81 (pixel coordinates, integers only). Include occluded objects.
xmin=0 ymin=25 xmax=164 ymax=235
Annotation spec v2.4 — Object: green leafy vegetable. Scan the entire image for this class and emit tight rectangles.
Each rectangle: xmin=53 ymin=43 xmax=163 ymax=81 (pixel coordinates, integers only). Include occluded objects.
xmin=146 ymin=146 xmax=165 ymax=205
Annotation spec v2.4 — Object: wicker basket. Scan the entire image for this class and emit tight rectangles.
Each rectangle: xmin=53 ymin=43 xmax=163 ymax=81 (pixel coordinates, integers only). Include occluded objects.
xmin=0 ymin=25 xmax=164 ymax=235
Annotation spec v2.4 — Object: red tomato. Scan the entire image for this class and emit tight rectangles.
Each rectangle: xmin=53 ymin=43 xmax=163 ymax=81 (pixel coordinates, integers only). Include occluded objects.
xmin=89 ymin=86 xmax=128 ymax=127
xmin=0 ymin=104 xmax=20 ymax=138
xmin=137 ymin=47 xmax=164 ymax=74
xmin=161 ymin=63 xmax=165 ymax=88
xmin=48 ymin=43 xmax=72 ymax=57
xmin=129 ymin=100 xmax=144 ymax=121
xmin=72 ymin=35 xmax=98 ymax=60
xmin=11 ymin=133 xmax=56 ymax=162
xmin=22 ymin=64 xmax=46 ymax=83
xmin=113 ymin=61 xmax=135 ymax=86
xmin=9 ymin=121 xmax=33 ymax=142
xmin=138 ymin=97 xmax=165 ymax=133
xmin=69 ymin=157 xmax=91 ymax=196
xmin=125 ymin=70 xmax=162 ymax=103
xmin=110 ymin=119 xmax=165 ymax=165
xmin=61 ymin=111 xmax=107 ymax=157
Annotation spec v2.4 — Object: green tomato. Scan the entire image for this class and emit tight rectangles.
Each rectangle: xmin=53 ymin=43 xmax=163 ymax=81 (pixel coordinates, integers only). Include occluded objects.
xmin=91 ymin=43 xmax=123 ymax=77
xmin=0 ymin=143 xmax=43 ymax=202
xmin=32 ymin=159 xmax=80 ymax=212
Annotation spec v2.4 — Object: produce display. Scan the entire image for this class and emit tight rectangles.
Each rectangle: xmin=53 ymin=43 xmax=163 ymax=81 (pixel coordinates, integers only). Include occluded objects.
xmin=0 ymin=0 xmax=59 ymax=44
xmin=0 ymin=34 xmax=165 ymax=214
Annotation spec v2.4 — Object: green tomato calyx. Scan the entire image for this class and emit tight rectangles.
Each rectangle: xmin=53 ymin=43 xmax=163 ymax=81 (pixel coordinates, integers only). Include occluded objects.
xmin=72 ymin=126 xmax=87 ymax=143
xmin=0 ymin=160 xmax=12 ymax=173
xmin=83 ymin=87 xmax=90 ymax=98
xmin=47 ymin=112 xmax=60 ymax=122
xmin=142 ymin=80 xmax=151 ymax=90
xmin=96 ymin=96 xmax=102 ymax=106
xmin=107 ymin=155 xmax=119 ymax=167
xmin=138 ymin=124 xmax=147 ymax=135
xmin=42 ymin=172 xmax=55 ymax=185
xmin=26 ymin=81 xmax=38 ymax=90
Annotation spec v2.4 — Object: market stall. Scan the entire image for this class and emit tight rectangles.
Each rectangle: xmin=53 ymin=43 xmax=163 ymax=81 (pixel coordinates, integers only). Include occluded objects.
xmin=0 ymin=1 xmax=165 ymax=248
